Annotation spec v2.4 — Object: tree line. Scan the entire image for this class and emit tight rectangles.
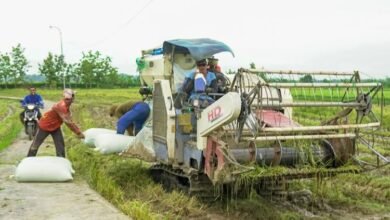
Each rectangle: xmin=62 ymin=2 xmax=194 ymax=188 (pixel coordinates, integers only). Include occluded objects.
xmin=0 ymin=44 xmax=140 ymax=88
xmin=1 ymin=44 xmax=389 ymax=89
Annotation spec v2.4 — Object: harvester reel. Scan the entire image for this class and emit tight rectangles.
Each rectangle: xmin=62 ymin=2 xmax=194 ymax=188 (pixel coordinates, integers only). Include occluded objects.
xmin=356 ymin=93 xmax=373 ymax=120
xmin=230 ymin=71 xmax=263 ymax=143
xmin=356 ymin=84 xmax=382 ymax=124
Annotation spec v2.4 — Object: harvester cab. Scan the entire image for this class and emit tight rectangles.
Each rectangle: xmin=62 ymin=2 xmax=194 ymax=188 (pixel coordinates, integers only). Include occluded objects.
xmin=137 ymin=38 xmax=386 ymax=198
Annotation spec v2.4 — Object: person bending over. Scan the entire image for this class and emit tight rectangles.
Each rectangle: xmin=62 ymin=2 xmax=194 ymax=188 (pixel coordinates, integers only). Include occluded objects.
xmin=109 ymin=100 xmax=140 ymax=135
xmin=116 ymin=101 xmax=150 ymax=136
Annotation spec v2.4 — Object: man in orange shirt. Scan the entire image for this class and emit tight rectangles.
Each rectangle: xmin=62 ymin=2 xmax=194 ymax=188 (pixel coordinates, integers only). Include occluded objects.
xmin=27 ymin=89 xmax=85 ymax=158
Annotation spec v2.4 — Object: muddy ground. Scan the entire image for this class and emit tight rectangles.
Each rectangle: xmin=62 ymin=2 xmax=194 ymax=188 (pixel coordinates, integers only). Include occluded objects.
xmin=0 ymin=101 xmax=130 ymax=220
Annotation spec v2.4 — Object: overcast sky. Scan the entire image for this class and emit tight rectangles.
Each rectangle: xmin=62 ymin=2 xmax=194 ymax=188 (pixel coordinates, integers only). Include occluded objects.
xmin=1 ymin=0 xmax=390 ymax=78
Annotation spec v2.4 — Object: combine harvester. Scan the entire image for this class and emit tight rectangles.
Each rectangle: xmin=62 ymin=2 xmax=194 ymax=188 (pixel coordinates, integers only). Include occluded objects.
xmin=134 ymin=38 xmax=387 ymax=199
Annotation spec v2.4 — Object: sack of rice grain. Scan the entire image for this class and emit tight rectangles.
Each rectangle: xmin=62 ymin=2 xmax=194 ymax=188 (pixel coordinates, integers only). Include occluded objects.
xmin=83 ymin=128 xmax=116 ymax=147
xmin=122 ymin=126 xmax=156 ymax=162
xmin=94 ymin=133 xmax=135 ymax=154
xmin=15 ymin=156 xmax=74 ymax=182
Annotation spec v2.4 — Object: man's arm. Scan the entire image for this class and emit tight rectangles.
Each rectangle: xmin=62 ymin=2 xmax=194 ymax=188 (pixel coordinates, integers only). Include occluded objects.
xmin=180 ymin=72 xmax=196 ymax=96
xmin=207 ymin=72 xmax=218 ymax=93
xmin=209 ymin=79 xmax=218 ymax=93
xmin=21 ymin=96 xmax=28 ymax=107
xmin=181 ymin=77 xmax=194 ymax=96
xmin=37 ymin=95 xmax=44 ymax=108
xmin=52 ymin=103 xmax=82 ymax=135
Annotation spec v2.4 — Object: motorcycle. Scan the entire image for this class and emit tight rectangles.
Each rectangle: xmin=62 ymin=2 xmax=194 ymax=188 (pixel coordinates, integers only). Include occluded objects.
xmin=22 ymin=104 xmax=41 ymax=140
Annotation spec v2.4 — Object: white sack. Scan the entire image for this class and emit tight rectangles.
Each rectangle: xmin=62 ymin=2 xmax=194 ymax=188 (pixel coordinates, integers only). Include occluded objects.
xmin=83 ymin=128 xmax=116 ymax=147
xmin=122 ymin=126 xmax=156 ymax=162
xmin=15 ymin=156 xmax=74 ymax=182
xmin=94 ymin=133 xmax=135 ymax=154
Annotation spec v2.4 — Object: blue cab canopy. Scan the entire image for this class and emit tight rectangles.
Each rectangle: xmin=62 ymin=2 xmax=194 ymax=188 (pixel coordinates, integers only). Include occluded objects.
xmin=163 ymin=38 xmax=234 ymax=61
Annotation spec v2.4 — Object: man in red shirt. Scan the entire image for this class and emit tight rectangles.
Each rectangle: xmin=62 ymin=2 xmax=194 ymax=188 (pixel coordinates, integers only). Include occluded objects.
xmin=27 ymin=89 xmax=85 ymax=158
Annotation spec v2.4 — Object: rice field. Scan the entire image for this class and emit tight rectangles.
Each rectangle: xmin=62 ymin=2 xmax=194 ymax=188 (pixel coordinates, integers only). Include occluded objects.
xmin=0 ymin=99 xmax=23 ymax=151
xmin=0 ymin=88 xmax=389 ymax=219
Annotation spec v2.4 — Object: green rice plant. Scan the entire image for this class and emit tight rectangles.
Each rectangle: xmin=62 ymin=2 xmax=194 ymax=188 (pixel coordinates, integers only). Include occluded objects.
xmin=65 ymin=98 xmax=207 ymax=219
xmin=0 ymin=101 xmax=10 ymax=120
xmin=118 ymin=200 xmax=158 ymax=220
xmin=0 ymin=100 xmax=23 ymax=152
xmin=67 ymin=142 xmax=206 ymax=219
xmin=3 ymin=88 xmax=389 ymax=218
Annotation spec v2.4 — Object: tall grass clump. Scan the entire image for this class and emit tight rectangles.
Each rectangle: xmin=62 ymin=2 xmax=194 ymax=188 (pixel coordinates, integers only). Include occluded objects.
xmin=0 ymin=100 xmax=23 ymax=151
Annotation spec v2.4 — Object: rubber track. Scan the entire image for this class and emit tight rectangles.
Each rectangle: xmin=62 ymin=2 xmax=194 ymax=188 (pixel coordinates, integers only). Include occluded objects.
xmin=150 ymin=164 xmax=219 ymax=201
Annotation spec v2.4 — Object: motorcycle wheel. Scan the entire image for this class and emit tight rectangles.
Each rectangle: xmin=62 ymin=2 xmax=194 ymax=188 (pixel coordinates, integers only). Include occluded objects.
xmin=27 ymin=125 xmax=34 ymax=140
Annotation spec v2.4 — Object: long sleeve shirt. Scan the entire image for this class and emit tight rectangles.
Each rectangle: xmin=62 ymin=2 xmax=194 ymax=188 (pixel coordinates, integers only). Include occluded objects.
xmin=22 ymin=94 xmax=44 ymax=108
xmin=181 ymin=71 xmax=217 ymax=96
xmin=38 ymin=99 xmax=81 ymax=135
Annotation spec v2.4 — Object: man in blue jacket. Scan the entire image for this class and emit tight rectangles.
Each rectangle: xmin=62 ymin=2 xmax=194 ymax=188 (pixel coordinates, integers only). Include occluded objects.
xmin=181 ymin=59 xmax=218 ymax=97
xmin=20 ymin=87 xmax=44 ymax=123
xmin=177 ymin=59 xmax=217 ymax=108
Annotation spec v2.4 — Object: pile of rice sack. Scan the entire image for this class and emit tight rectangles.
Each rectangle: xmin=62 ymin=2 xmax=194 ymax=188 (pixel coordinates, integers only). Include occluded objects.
xmin=83 ymin=127 xmax=156 ymax=161
xmin=83 ymin=128 xmax=135 ymax=154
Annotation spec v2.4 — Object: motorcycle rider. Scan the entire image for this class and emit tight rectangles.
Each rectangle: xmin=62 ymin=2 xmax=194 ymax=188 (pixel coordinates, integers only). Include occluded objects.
xmin=20 ymin=87 xmax=44 ymax=124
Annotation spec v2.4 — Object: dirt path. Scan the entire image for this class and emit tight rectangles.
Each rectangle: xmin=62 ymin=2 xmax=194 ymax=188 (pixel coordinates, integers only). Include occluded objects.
xmin=0 ymin=100 xmax=130 ymax=220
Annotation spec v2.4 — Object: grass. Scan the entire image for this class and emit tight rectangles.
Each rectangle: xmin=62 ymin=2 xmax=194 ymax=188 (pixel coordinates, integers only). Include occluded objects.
xmin=0 ymin=99 xmax=23 ymax=152
xmin=0 ymin=88 xmax=141 ymax=105
xmin=59 ymin=91 xmax=207 ymax=219
xmin=67 ymin=134 xmax=205 ymax=219
xmin=285 ymin=95 xmax=390 ymax=216
xmin=293 ymin=169 xmax=390 ymax=214
xmin=62 ymin=88 xmax=306 ymax=219
xmin=286 ymin=86 xmax=390 ymax=104
xmin=0 ymin=101 xmax=10 ymax=120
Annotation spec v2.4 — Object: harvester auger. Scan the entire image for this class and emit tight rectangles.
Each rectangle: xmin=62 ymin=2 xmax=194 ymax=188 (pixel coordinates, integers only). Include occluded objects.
xmin=134 ymin=38 xmax=387 ymax=200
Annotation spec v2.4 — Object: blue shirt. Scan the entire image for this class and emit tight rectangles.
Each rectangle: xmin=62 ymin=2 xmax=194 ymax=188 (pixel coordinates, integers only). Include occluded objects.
xmin=186 ymin=71 xmax=217 ymax=102
xmin=185 ymin=71 xmax=216 ymax=85
xmin=117 ymin=102 xmax=150 ymax=135
xmin=22 ymin=94 xmax=44 ymax=108
xmin=184 ymin=71 xmax=216 ymax=96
